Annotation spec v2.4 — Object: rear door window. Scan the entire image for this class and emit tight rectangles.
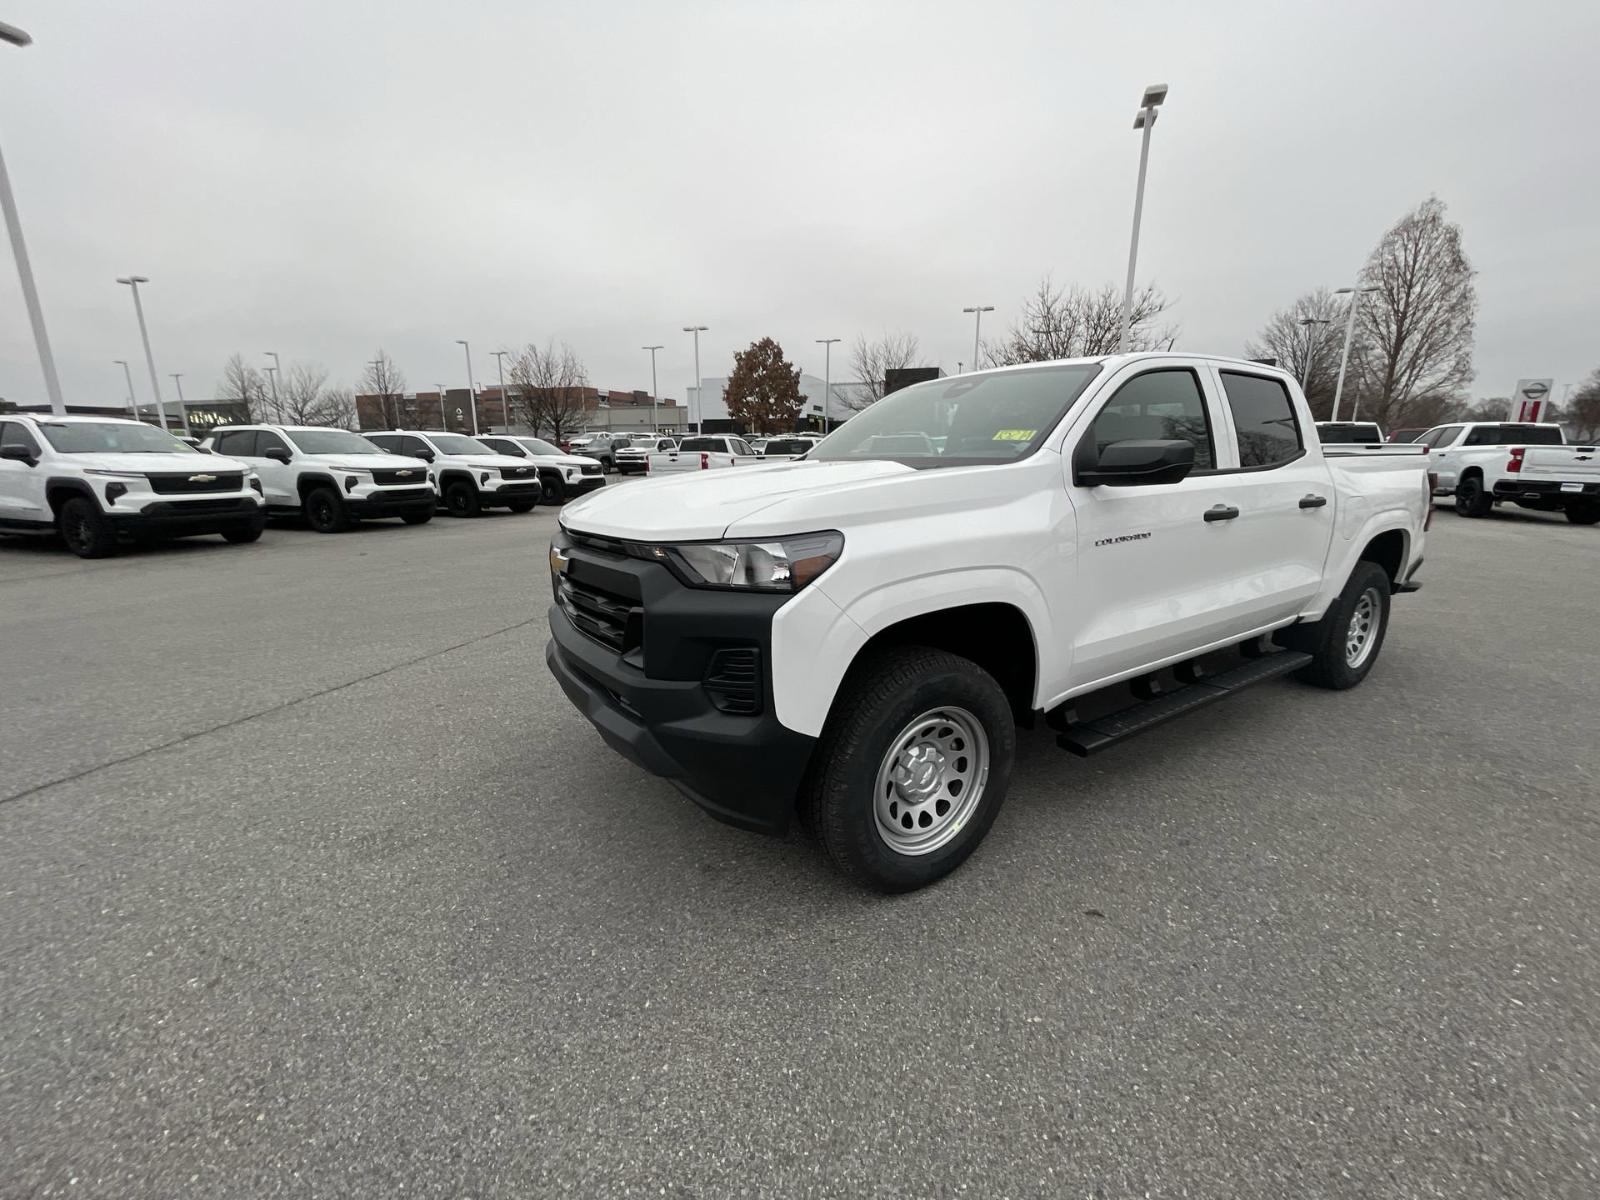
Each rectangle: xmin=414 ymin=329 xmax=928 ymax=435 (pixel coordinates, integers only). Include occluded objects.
xmin=1218 ymin=372 xmax=1303 ymax=468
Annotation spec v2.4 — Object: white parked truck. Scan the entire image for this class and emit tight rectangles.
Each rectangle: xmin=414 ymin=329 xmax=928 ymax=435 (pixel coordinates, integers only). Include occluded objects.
xmin=1415 ymin=421 xmax=1599 ymax=523
xmin=364 ymin=430 xmax=542 ymax=517
xmin=546 ymin=353 xmax=1431 ymax=891
xmin=0 ymin=414 xmax=265 ymax=557
xmin=475 ymin=434 xmax=607 ymax=503
xmin=646 ymin=434 xmax=764 ymax=474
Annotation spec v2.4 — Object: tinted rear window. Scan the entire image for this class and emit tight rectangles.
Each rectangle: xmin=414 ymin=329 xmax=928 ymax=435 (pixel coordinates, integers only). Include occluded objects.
xmin=678 ymin=437 xmax=719 ymax=451
xmin=1462 ymin=424 xmax=1563 ymax=447
xmin=1219 ymin=372 xmax=1303 ymax=468
xmin=1317 ymin=423 xmax=1384 ymax=444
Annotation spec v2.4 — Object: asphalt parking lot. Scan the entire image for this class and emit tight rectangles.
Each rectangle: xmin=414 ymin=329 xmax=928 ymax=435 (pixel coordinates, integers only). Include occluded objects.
xmin=2 ymin=497 xmax=1597 ymax=1199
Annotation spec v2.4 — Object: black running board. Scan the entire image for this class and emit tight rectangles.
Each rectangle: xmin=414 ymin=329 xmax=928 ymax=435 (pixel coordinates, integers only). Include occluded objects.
xmin=1055 ymin=651 xmax=1313 ymax=757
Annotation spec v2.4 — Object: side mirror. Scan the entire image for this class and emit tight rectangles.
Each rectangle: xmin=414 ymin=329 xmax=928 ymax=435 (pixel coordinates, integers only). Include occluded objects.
xmin=263 ymin=446 xmax=292 ymax=464
xmin=0 ymin=443 xmax=36 ymax=465
xmin=417 ymin=449 xmax=436 ymax=463
xmin=1074 ymin=438 xmax=1195 ymax=487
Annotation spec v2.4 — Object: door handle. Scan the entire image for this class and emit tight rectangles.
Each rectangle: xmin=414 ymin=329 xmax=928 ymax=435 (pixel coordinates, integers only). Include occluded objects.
xmin=1203 ymin=504 xmax=1240 ymax=522
xmin=1298 ymin=494 xmax=1328 ymax=509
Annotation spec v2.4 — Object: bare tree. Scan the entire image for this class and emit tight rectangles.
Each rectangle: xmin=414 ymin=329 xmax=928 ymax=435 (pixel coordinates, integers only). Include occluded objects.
xmin=508 ymin=341 xmax=590 ymax=443
xmin=1244 ymin=288 xmax=1349 ymax=419
xmin=1568 ymin=369 xmax=1600 ymax=442
xmin=1351 ymin=196 xmax=1477 ymax=431
xmin=846 ymin=332 xmax=921 ymax=410
xmin=269 ymin=363 xmax=343 ymax=425
xmin=216 ymin=353 xmax=271 ymax=421
xmin=361 ymin=350 xmax=410 ymax=429
xmin=322 ymin=386 xmax=359 ymax=431
xmin=987 ymin=278 xmax=1176 ymax=367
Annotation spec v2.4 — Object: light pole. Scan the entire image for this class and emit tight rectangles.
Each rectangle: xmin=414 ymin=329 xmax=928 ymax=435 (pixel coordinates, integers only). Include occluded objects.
xmin=683 ymin=325 xmax=707 ymax=431
xmin=1330 ymin=285 xmax=1379 ymax=421
xmin=116 ymin=275 xmax=186 ymax=434
xmin=490 ymin=350 xmax=512 ymax=431
xmin=816 ymin=337 xmax=840 ymax=433
xmin=1 ymin=22 xmax=66 ymax=415
xmin=1120 ymin=83 xmax=1169 ymax=353
xmin=115 ymin=359 xmax=138 ymax=421
xmin=456 ymin=339 xmax=478 ymax=435
xmin=643 ymin=345 xmax=663 ymax=432
xmin=962 ymin=306 xmax=993 ymax=372
xmin=1298 ymin=317 xmax=1331 ymax=389
xmin=170 ymin=373 xmax=186 ymax=429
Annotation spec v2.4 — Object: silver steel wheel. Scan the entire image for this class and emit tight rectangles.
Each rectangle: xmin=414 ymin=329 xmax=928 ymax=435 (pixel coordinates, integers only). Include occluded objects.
xmin=873 ymin=707 xmax=989 ymax=857
xmin=1345 ymin=586 xmax=1381 ymax=668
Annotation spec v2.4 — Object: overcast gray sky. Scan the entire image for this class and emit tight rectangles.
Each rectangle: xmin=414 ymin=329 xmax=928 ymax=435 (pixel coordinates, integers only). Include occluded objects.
xmin=1 ymin=0 xmax=1596 ymax=411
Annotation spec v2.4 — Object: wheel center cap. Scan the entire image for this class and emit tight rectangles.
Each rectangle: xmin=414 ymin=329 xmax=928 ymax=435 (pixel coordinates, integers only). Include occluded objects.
xmin=893 ymin=744 xmax=945 ymax=803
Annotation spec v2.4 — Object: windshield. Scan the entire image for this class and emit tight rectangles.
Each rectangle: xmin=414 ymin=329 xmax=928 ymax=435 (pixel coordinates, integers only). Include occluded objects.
xmin=808 ymin=364 xmax=1102 ymax=467
xmin=429 ymin=434 xmax=494 ymax=455
xmin=519 ymin=438 xmax=563 ymax=456
xmin=286 ymin=429 xmax=382 ymax=455
xmin=38 ymin=421 xmax=199 ymax=455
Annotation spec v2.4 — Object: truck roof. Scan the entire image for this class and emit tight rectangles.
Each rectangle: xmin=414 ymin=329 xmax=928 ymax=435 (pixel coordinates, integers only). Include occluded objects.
xmin=949 ymin=351 xmax=1298 ymax=385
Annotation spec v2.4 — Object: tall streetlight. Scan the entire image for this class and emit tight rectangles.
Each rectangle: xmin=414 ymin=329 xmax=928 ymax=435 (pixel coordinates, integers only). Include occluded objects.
xmin=1298 ymin=317 xmax=1331 ymax=388
xmin=433 ymin=383 xmax=446 ymax=430
xmin=1329 ymin=285 xmax=1379 ymax=421
xmin=117 ymin=275 xmax=186 ymax=434
xmin=962 ymin=306 xmax=993 ymax=373
xmin=816 ymin=337 xmax=840 ymax=434
xmin=683 ymin=325 xmax=707 ymax=431
xmin=115 ymin=359 xmax=138 ymax=421
xmin=490 ymin=349 xmax=511 ymax=431
xmin=170 ymin=373 xmax=187 ymax=429
xmin=643 ymin=345 xmax=664 ymax=433
xmin=1 ymin=21 xmax=65 ymax=415
xmin=456 ymin=339 xmax=478 ymax=435
xmin=1120 ymin=82 xmax=1169 ymax=353
xmin=263 ymin=351 xmax=281 ymax=416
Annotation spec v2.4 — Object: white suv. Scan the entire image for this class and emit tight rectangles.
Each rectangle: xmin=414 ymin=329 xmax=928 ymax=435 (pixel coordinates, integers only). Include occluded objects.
xmin=474 ymin=435 xmax=606 ymax=504
xmin=203 ymin=424 xmax=437 ymax=532
xmin=364 ymin=430 xmax=541 ymax=517
xmin=0 ymin=414 xmax=264 ymax=558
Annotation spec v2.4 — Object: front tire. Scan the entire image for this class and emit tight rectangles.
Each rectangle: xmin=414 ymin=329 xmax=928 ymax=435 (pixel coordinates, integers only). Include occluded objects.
xmin=303 ymin=486 xmax=352 ymax=533
xmin=540 ymin=475 xmax=566 ymax=505
xmin=57 ymin=496 xmax=117 ymax=558
xmin=443 ymin=480 xmax=481 ymax=517
xmin=799 ymin=647 xmax=1015 ymax=892
xmin=1454 ymin=474 xmax=1493 ymax=517
xmin=1565 ymin=499 xmax=1600 ymax=525
xmin=1289 ymin=560 xmax=1392 ymax=690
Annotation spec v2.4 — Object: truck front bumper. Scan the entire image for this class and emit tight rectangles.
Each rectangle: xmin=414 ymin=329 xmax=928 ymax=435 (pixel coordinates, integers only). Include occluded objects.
xmin=544 ymin=554 xmax=817 ymax=836
xmin=111 ymin=496 xmax=266 ymax=536
xmin=348 ymin=485 xmax=437 ymax=517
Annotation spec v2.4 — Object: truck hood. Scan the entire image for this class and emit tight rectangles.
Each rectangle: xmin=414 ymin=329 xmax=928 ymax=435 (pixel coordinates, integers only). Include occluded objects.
xmin=303 ymin=451 xmax=433 ymax=471
xmin=64 ymin=452 xmax=252 ymax=475
xmin=560 ymin=459 xmax=915 ymax=539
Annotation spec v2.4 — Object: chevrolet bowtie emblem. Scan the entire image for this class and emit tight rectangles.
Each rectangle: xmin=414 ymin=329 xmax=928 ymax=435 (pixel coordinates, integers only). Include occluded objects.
xmin=396 ymin=469 xmax=413 ymax=476
xmin=549 ymin=546 xmax=570 ymax=575
xmin=189 ymin=474 xmax=216 ymax=483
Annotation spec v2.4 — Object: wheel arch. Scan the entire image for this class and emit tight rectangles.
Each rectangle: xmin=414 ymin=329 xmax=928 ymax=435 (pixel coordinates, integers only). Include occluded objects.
xmin=848 ymin=602 xmax=1039 ymax=722
xmin=45 ymin=477 xmax=97 ymax=515
xmin=296 ymin=472 xmax=339 ymax=500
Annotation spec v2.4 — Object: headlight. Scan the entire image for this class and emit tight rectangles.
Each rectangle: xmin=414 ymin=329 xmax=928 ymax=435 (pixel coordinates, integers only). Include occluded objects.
xmin=248 ymin=474 xmax=263 ymax=496
xmin=663 ymin=531 xmax=843 ymax=592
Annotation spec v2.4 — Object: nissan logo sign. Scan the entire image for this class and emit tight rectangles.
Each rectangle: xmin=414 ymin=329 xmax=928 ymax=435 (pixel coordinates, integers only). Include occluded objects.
xmin=1521 ymin=381 xmax=1550 ymax=400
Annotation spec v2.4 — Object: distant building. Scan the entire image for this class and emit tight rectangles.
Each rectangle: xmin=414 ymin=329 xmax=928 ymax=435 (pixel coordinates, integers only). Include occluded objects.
xmin=7 ymin=398 xmax=247 ymax=436
xmin=354 ymin=387 xmax=684 ymax=436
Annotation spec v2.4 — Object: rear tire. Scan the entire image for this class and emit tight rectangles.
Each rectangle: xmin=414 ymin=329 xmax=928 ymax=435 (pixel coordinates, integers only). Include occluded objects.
xmin=57 ymin=496 xmax=117 ymax=558
xmin=401 ymin=510 xmax=434 ymax=525
xmin=799 ymin=647 xmax=1015 ymax=892
xmin=1454 ymin=474 xmax=1493 ymax=517
xmin=507 ymin=498 xmax=537 ymax=513
xmin=303 ymin=486 xmax=351 ymax=533
xmin=443 ymin=479 xmax=481 ymax=517
xmin=1288 ymin=560 xmax=1392 ymax=690
xmin=1564 ymin=500 xmax=1600 ymax=525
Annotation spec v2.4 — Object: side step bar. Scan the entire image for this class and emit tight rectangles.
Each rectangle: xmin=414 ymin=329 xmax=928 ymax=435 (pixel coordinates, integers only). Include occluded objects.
xmin=1055 ymin=651 xmax=1313 ymax=757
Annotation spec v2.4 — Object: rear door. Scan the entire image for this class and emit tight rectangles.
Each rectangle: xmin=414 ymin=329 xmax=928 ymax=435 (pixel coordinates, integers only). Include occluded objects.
xmin=1206 ymin=367 xmax=1334 ymax=622
xmin=1065 ymin=363 xmax=1244 ymax=687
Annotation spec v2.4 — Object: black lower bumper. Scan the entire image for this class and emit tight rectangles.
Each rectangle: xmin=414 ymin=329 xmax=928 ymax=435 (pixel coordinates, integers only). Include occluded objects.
xmin=350 ymin=488 xmax=436 ymax=517
xmin=546 ymin=600 xmax=816 ymax=836
xmin=112 ymin=498 xmax=266 ymax=536
xmin=482 ymin=482 xmax=542 ymax=508
xmin=564 ymin=476 xmax=607 ymax=494
xmin=1493 ymin=480 xmax=1600 ymax=500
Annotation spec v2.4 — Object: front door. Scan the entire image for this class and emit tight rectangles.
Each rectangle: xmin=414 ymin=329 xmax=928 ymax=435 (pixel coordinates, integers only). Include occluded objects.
xmin=250 ymin=429 xmax=297 ymax=507
xmin=1063 ymin=364 xmax=1244 ymax=689
xmin=1422 ymin=425 xmax=1466 ymax=488
xmin=0 ymin=420 xmax=49 ymax=525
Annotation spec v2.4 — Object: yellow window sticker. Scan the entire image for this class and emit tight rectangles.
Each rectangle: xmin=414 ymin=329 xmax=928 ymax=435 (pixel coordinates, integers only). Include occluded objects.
xmin=992 ymin=429 xmax=1036 ymax=441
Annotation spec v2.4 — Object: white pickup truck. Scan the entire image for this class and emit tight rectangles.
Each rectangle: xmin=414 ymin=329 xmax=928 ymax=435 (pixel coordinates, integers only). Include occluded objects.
xmin=646 ymin=434 xmax=764 ymax=474
xmin=546 ymin=353 xmax=1430 ymax=891
xmin=1416 ymin=421 xmax=1600 ymax=523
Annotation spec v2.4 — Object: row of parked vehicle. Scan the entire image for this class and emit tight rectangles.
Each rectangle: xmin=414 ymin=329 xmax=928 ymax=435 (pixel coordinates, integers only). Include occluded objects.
xmin=559 ymin=431 xmax=826 ymax=474
xmin=0 ymin=414 xmax=610 ymax=557
xmin=1314 ymin=418 xmax=1600 ymax=524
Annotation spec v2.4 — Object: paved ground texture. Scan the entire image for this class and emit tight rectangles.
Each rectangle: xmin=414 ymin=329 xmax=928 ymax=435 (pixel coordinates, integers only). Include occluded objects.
xmin=2 ymin=500 xmax=1597 ymax=1199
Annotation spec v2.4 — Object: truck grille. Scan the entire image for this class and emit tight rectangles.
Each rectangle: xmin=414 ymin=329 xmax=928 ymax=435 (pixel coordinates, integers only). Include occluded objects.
xmin=557 ymin=575 xmax=642 ymax=653
xmin=147 ymin=472 xmax=243 ymax=495
xmin=579 ymin=464 xmax=602 ymax=476
xmin=500 ymin=465 xmax=535 ymax=480
xmin=371 ymin=467 xmax=427 ymax=486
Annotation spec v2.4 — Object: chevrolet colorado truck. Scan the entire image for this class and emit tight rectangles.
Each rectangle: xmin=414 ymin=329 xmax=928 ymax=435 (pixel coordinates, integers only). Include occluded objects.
xmin=1415 ymin=421 xmax=1600 ymax=523
xmin=0 ymin=414 xmax=265 ymax=557
xmin=546 ymin=354 xmax=1430 ymax=891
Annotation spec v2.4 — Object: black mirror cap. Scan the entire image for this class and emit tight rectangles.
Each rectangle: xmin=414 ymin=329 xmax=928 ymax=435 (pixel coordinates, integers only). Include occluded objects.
xmin=264 ymin=446 xmax=292 ymax=464
xmin=0 ymin=443 xmax=35 ymax=463
xmin=418 ymin=449 xmax=436 ymax=462
xmin=1075 ymin=438 xmax=1195 ymax=487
